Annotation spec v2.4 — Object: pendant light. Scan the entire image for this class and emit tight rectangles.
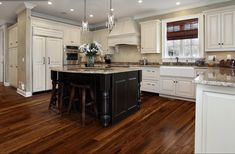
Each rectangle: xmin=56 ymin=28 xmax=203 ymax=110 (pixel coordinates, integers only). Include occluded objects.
xmin=106 ymin=0 xmax=115 ymax=31
xmin=82 ymin=0 xmax=89 ymax=31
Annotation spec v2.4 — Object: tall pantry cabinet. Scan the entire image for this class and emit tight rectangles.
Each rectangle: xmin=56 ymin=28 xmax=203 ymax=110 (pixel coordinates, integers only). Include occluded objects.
xmin=32 ymin=27 xmax=63 ymax=92
xmin=8 ymin=25 xmax=18 ymax=88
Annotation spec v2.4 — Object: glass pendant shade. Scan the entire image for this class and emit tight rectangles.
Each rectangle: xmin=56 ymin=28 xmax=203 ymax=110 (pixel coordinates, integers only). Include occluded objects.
xmin=107 ymin=12 xmax=115 ymax=30
xmin=82 ymin=20 xmax=89 ymax=31
xmin=106 ymin=0 xmax=115 ymax=31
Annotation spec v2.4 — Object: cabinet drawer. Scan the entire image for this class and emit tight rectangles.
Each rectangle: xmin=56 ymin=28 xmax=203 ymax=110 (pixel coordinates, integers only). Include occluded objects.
xmin=141 ymin=80 xmax=159 ymax=93
xmin=142 ymin=68 xmax=159 ymax=80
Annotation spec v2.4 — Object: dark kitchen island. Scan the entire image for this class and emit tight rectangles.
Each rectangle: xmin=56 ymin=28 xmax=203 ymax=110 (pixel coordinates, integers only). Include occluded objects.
xmin=50 ymin=66 xmax=142 ymax=127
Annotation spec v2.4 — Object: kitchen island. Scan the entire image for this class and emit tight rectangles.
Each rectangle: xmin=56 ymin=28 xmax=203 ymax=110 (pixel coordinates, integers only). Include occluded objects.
xmin=194 ymin=68 xmax=235 ymax=153
xmin=50 ymin=66 xmax=142 ymax=127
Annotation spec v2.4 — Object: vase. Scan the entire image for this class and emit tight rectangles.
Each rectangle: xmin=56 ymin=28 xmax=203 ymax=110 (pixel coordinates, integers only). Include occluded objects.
xmin=87 ymin=56 xmax=95 ymax=67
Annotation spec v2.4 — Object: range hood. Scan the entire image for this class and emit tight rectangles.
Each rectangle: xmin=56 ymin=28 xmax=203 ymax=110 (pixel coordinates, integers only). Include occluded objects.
xmin=108 ymin=18 xmax=140 ymax=50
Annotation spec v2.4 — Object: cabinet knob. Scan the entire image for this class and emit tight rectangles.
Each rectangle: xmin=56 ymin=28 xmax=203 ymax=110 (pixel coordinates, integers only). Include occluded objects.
xmin=221 ymin=43 xmax=224 ymax=45
xmin=218 ymin=43 xmax=221 ymax=45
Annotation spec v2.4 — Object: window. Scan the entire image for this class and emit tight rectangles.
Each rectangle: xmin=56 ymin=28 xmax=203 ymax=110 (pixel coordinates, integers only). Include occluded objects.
xmin=162 ymin=15 xmax=203 ymax=61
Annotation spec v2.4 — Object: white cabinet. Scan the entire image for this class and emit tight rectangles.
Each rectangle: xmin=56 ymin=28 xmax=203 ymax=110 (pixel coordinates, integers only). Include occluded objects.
xmin=139 ymin=67 xmax=160 ymax=93
xmin=93 ymin=29 xmax=110 ymax=54
xmin=46 ymin=38 xmax=63 ymax=90
xmin=140 ymin=20 xmax=161 ymax=53
xmin=175 ymin=79 xmax=195 ymax=98
xmin=195 ymin=84 xmax=235 ymax=153
xmin=8 ymin=25 xmax=18 ymax=48
xmin=8 ymin=24 xmax=18 ymax=87
xmin=159 ymin=77 xmax=175 ymax=95
xmin=63 ymin=26 xmax=81 ymax=45
xmin=205 ymin=7 xmax=235 ymax=51
xmin=33 ymin=36 xmax=62 ymax=92
xmin=33 ymin=36 xmax=46 ymax=92
xmin=160 ymin=77 xmax=195 ymax=99
xmin=9 ymin=48 xmax=18 ymax=87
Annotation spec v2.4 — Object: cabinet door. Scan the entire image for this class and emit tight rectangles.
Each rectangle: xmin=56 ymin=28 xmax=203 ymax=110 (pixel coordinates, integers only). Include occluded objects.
xmin=141 ymin=80 xmax=159 ymax=93
xmin=113 ymin=73 xmax=128 ymax=121
xmin=175 ymin=79 xmax=195 ymax=98
xmin=205 ymin=13 xmax=221 ymax=50
xmin=64 ymin=26 xmax=81 ymax=45
xmin=141 ymin=22 xmax=156 ymax=53
xmin=160 ymin=77 xmax=175 ymax=95
xmin=221 ymin=11 xmax=235 ymax=50
xmin=127 ymin=72 xmax=139 ymax=112
xmin=9 ymin=26 xmax=18 ymax=48
xmin=9 ymin=48 xmax=18 ymax=87
xmin=33 ymin=36 xmax=46 ymax=92
xmin=46 ymin=37 xmax=62 ymax=90
xmin=201 ymin=92 xmax=235 ymax=153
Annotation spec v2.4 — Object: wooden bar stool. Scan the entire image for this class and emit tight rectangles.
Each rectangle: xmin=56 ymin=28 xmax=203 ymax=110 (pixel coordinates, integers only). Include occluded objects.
xmin=68 ymin=83 xmax=98 ymax=126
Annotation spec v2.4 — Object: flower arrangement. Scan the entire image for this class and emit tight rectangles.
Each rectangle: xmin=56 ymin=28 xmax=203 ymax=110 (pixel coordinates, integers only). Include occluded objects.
xmin=79 ymin=41 xmax=102 ymax=57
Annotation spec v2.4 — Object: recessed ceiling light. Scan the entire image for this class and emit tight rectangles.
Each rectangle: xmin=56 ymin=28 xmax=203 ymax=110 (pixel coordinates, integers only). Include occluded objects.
xmin=110 ymin=8 xmax=114 ymax=11
xmin=138 ymin=0 xmax=143 ymax=4
xmin=0 ymin=2 xmax=2 ymax=5
xmin=89 ymin=14 xmax=94 ymax=18
xmin=48 ymin=1 xmax=52 ymax=5
xmin=176 ymin=1 xmax=181 ymax=5
xmin=70 ymin=9 xmax=74 ymax=12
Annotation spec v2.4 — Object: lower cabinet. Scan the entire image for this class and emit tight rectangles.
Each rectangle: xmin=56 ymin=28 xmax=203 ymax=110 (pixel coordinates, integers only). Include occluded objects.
xmin=137 ymin=67 xmax=160 ymax=93
xmin=9 ymin=48 xmax=18 ymax=88
xmin=195 ymin=84 xmax=235 ymax=153
xmin=141 ymin=80 xmax=159 ymax=93
xmin=160 ymin=77 xmax=195 ymax=99
xmin=112 ymin=72 xmax=140 ymax=123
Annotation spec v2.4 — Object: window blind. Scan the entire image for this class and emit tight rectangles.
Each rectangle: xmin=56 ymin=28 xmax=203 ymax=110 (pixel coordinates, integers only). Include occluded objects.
xmin=167 ymin=18 xmax=198 ymax=40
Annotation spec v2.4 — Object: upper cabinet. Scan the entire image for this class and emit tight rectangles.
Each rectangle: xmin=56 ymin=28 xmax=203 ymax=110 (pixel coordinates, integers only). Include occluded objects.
xmin=63 ymin=25 xmax=81 ymax=46
xmin=8 ymin=25 xmax=18 ymax=48
xmin=92 ymin=29 xmax=110 ymax=54
xmin=205 ymin=7 xmax=235 ymax=51
xmin=140 ymin=20 xmax=161 ymax=54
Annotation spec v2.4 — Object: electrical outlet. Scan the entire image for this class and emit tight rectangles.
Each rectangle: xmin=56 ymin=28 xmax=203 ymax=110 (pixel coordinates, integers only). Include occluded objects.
xmin=208 ymin=55 xmax=216 ymax=61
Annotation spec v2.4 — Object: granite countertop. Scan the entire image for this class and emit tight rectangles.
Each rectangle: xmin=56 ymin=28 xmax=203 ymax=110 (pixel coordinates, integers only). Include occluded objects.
xmin=50 ymin=66 xmax=142 ymax=74
xmin=195 ymin=68 xmax=235 ymax=87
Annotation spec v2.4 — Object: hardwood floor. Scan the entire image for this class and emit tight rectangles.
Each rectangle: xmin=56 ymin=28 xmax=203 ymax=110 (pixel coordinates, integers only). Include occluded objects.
xmin=0 ymin=84 xmax=195 ymax=154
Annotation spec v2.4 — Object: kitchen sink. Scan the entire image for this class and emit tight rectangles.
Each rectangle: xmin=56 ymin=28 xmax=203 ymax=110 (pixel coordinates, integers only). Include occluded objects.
xmin=160 ymin=66 xmax=195 ymax=78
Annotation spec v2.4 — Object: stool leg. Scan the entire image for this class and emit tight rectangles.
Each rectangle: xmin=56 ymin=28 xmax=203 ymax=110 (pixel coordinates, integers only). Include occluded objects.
xmin=49 ymin=81 xmax=57 ymax=110
xmin=90 ymin=88 xmax=98 ymax=117
xmin=82 ymin=89 xmax=86 ymax=127
xmin=68 ymin=87 xmax=75 ymax=114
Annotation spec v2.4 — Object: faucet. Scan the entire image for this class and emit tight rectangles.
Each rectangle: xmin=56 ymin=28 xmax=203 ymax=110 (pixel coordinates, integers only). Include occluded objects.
xmin=176 ymin=57 xmax=179 ymax=64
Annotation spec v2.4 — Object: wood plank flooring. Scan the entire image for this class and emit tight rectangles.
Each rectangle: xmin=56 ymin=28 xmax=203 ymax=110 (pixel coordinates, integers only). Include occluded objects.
xmin=0 ymin=84 xmax=195 ymax=154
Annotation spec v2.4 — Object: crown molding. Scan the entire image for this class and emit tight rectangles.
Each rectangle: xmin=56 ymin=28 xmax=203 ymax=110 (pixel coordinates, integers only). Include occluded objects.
xmin=134 ymin=0 xmax=231 ymax=20
xmin=15 ymin=2 xmax=36 ymax=15
xmin=31 ymin=11 xmax=82 ymax=27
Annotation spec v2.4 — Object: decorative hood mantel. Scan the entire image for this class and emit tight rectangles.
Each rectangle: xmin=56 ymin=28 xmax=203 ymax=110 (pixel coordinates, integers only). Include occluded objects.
xmin=108 ymin=18 xmax=140 ymax=51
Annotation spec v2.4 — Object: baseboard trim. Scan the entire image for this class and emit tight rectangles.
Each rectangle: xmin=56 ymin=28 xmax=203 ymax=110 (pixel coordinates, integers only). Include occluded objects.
xmin=17 ymin=88 xmax=32 ymax=97
xmin=159 ymin=94 xmax=195 ymax=102
xmin=4 ymin=82 xmax=10 ymax=86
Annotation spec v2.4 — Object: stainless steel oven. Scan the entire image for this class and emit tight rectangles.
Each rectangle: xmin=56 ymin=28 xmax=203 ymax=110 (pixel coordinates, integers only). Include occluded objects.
xmin=63 ymin=45 xmax=81 ymax=65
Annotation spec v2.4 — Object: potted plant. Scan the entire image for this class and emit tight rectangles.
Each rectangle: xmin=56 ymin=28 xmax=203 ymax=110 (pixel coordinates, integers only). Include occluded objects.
xmin=79 ymin=41 xmax=102 ymax=67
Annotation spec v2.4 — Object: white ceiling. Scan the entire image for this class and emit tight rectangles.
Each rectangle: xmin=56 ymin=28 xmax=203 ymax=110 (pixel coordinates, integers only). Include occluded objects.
xmin=0 ymin=0 xmax=229 ymax=25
